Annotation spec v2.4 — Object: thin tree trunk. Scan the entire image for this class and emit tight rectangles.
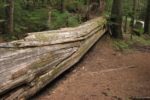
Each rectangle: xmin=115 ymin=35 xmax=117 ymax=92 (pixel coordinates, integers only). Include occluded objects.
xmin=130 ymin=0 xmax=137 ymax=39
xmin=131 ymin=0 xmax=136 ymax=28
xmin=5 ymin=0 xmax=14 ymax=34
xmin=124 ymin=16 xmax=128 ymax=33
xmin=85 ymin=0 xmax=90 ymax=20
xmin=47 ymin=10 xmax=52 ymax=28
xmin=99 ymin=0 xmax=105 ymax=15
xmin=60 ymin=0 xmax=65 ymax=13
xmin=110 ymin=0 xmax=123 ymax=39
xmin=144 ymin=0 xmax=150 ymax=34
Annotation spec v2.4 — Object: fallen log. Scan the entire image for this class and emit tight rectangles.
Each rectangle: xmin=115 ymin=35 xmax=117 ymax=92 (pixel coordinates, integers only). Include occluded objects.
xmin=0 ymin=17 xmax=107 ymax=99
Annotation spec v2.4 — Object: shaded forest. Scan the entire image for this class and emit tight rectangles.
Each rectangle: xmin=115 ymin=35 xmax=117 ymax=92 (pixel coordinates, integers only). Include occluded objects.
xmin=0 ymin=0 xmax=149 ymax=41
xmin=0 ymin=0 xmax=105 ymax=40
xmin=0 ymin=0 xmax=150 ymax=99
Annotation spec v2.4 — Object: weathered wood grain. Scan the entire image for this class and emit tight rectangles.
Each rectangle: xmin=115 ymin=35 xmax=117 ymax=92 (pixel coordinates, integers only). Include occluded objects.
xmin=0 ymin=17 xmax=107 ymax=99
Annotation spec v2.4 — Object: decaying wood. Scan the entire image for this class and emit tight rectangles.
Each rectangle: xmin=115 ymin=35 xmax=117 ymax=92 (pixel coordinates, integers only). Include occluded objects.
xmin=0 ymin=17 xmax=107 ymax=99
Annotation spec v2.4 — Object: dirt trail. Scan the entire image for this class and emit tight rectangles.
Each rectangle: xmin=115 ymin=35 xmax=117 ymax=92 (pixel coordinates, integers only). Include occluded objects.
xmin=32 ymin=36 xmax=150 ymax=100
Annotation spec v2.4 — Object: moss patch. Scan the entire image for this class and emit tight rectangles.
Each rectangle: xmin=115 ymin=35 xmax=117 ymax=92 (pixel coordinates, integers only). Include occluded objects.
xmin=35 ymin=34 xmax=49 ymax=42
xmin=113 ymin=35 xmax=150 ymax=52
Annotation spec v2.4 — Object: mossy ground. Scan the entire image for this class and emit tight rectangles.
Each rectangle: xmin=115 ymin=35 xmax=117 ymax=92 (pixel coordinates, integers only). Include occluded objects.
xmin=113 ymin=35 xmax=150 ymax=52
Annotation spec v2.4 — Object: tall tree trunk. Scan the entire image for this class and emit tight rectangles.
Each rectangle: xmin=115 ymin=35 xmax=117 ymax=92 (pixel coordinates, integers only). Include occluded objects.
xmin=5 ymin=0 xmax=14 ymax=34
xmin=130 ymin=0 xmax=137 ymax=39
xmin=99 ymin=0 xmax=105 ymax=15
xmin=131 ymin=0 xmax=136 ymax=29
xmin=144 ymin=0 xmax=150 ymax=34
xmin=85 ymin=0 xmax=90 ymax=20
xmin=124 ymin=16 xmax=128 ymax=33
xmin=110 ymin=0 xmax=123 ymax=39
xmin=47 ymin=10 xmax=52 ymax=29
xmin=60 ymin=0 xmax=65 ymax=13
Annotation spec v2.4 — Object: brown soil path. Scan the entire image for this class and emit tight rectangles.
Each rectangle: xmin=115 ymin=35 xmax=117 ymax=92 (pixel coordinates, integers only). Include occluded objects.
xmin=32 ymin=36 xmax=150 ymax=100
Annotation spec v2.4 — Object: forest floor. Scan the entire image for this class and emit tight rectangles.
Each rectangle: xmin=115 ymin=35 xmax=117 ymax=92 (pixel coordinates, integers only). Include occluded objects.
xmin=30 ymin=35 xmax=150 ymax=100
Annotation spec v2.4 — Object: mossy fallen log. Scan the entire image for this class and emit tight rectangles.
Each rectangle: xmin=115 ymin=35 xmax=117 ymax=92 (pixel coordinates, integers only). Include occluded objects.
xmin=0 ymin=17 xmax=107 ymax=99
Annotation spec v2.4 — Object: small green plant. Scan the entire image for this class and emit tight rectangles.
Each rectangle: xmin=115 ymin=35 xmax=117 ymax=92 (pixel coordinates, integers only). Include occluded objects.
xmin=49 ymin=10 xmax=80 ymax=29
xmin=67 ymin=16 xmax=80 ymax=27
xmin=49 ymin=10 xmax=70 ymax=29
xmin=132 ymin=35 xmax=150 ymax=46
xmin=0 ymin=34 xmax=18 ymax=42
xmin=113 ymin=39 xmax=130 ymax=51
xmin=113 ymin=35 xmax=150 ymax=52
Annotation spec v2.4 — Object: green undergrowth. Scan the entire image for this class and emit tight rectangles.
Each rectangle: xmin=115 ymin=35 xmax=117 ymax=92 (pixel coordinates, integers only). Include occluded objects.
xmin=49 ymin=10 xmax=80 ymax=29
xmin=131 ymin=35 xmax=150 ymax=46
xmin=113 ymin=39 xmax=130 ymax=52
xmin=0 ymin=34 xmax=20 ymax=42
xmin=113 ymin=35 xmax=150 ymax=52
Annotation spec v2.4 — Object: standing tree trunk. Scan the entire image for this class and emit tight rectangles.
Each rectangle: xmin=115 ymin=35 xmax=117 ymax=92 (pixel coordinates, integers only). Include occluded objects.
xmin=131 ymin=0 xmax=136 ymax=30
xmin=99 ymin=0 xmax=105 ymax=15
xmin=110 ymin=0 xmax=123 ymax=39
xmin=47 ymin=10 xmax=52 ymax=29
xmin=130 ymin=0 xmax=137 ymax=39
xmin=85 ymin=0 xmax=90 ymax=20
xmin=144 ymin=0 xmax=150 ymax=34
xmin=60 ymin=0 xmax=65 ymax=13
xmin=5 ymin=0 xmax=14 ymax=34
xmin=124 ymin=16 xmax=128 ymax=33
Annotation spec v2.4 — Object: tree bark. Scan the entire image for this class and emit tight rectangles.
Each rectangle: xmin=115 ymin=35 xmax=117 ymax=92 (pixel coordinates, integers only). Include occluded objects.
xmin=124 ymin=16 xmax=128 ymax=33
xmin=5 ymin=0 xmax=14 ymax=34
xmin=60 ymin=0 xmax=65 ymax=13
xmin=0 ymin=17 xmax=107 ymax=99
xmin=144 ymin=0 xmax=150 ymax=34
xmin=99 ymin=0 xmax=105 ymax=15
xmin=131 ymin=0 xmax=137 ymax=29
xmin=110 ymin=0 xmax=123 ymax=39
